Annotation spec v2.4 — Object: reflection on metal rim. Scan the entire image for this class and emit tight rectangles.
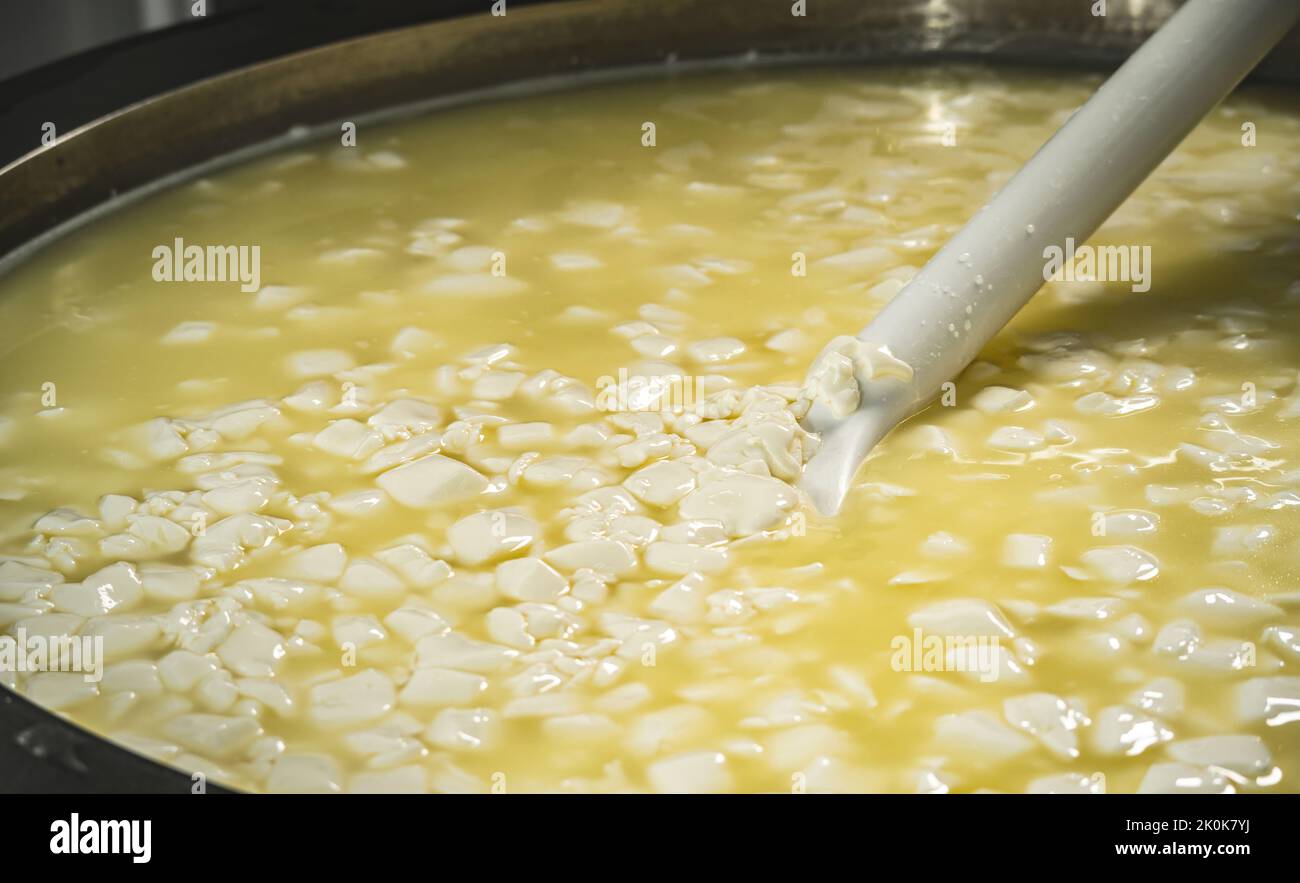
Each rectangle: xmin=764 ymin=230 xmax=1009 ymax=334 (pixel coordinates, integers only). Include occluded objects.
xmin=0 ymin=0 xmax=1297 ymax=795
xmin=1 ymin=0 xmax=1298 ymax=260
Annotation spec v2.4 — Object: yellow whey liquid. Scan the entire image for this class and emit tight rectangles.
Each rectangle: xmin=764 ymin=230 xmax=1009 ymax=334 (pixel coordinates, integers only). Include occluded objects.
xmin=1 ymin=67 xmax=1298 ymax=793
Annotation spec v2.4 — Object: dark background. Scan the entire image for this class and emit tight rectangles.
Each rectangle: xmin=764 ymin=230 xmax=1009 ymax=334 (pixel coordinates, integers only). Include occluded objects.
xmin=0 ymin=0 xmax=545 ymax=168
xmin=0 ymin=0 xmax=205 ymax=80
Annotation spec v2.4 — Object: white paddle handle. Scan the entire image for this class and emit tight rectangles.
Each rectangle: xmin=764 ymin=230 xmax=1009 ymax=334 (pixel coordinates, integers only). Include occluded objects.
xmin=800 ymin=0 xmax=1299 ymax=515
xmin=844 ymin=0 xmax=1300 ymax=424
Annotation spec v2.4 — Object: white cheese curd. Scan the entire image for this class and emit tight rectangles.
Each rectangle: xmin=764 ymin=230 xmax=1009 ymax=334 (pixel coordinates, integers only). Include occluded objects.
xmin=1 ymin=67 xmax=1297 ymax=794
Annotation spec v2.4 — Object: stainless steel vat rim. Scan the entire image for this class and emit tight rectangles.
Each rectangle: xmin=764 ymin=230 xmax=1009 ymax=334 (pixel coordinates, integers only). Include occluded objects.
xmin=3 ymin=0 xmax=1298 ymax=263
xmin=0 ymin=0 xmax=1297 ymax=794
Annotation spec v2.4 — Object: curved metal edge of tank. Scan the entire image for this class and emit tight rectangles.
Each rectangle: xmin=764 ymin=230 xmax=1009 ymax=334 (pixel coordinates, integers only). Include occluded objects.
xmin=0 ymin=0 xmax=1297 ymax=794
xmin=0 ymin=685 xmax=234 ymax=794
xmin=4 ymin=0 xmax=1297 ymax=265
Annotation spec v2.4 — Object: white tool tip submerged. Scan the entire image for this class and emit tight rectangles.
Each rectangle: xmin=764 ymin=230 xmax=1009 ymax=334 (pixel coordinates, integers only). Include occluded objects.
xmin=796 ymin=0 xmax=1300 ymax=517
